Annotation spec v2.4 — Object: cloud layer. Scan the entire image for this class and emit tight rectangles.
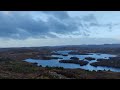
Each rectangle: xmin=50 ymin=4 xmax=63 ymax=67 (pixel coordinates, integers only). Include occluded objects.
xmin=0 ymin=11 xmax=81 ymax=39
xmin=0 ymin=11 xmax=119 ymax=40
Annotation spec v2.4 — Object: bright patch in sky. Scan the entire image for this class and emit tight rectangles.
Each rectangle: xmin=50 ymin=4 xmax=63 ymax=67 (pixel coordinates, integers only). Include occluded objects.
xmin=0 ymin=11 xmax=120 ymax=47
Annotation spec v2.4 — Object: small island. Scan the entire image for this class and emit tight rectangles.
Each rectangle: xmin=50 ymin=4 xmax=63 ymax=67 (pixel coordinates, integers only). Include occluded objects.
xmin=59 ymin=60 xmax=89 ymax=66
xmin=41 ymin=56 xmax=63 ymax=60
xmin=62 ymin=54 xmax=68 ymax=56
xmin=85 ymin=57 xmax=96 ymax=61
xmin=70 ymin=57 xmax=79 ymax=60
xmin=90 ymin=57 xmax=120 ymax=68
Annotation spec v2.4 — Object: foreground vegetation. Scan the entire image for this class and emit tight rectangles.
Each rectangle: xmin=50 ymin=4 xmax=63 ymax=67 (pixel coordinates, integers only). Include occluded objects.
xmin=0 ymin=57 xmax=120 ymax=79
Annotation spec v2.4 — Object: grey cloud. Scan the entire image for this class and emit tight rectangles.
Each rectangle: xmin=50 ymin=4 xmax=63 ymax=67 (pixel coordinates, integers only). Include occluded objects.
xmin=81 ymin=14 xmax=99 ymax=27
xmin=0 ymin=12 xmax=50 ymax=39
xmin=80 ymin=14 xmax=120 ymax=33
xmin=82 ymin=14 xmax=98 ymax=22
xmin=47 ymin=17 xmax=78 ymax=34
xmin=0 ymin=11 xmax=118 ymax=40
xmin=0 ymin=11 xmax=81 ymax=39
xmin=41 ymin=11 xmax=70 ymax=19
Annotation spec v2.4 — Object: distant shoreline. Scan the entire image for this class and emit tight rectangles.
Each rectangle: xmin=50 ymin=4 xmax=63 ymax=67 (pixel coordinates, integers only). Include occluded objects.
xmin=0 ymin=43 xmax=120 ymax=49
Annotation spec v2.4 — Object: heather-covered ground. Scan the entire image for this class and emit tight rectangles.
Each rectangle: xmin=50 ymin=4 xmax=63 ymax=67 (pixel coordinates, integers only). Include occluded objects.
xmin=1 ymin=58 xmax=120 ymax=79
xmin=0 ymin=46 xmax=120 ymax=79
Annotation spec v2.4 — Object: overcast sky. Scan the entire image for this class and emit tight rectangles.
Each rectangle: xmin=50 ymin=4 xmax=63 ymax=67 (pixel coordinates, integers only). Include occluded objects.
xmin=0 ymin=11 xmax=120 ymax=47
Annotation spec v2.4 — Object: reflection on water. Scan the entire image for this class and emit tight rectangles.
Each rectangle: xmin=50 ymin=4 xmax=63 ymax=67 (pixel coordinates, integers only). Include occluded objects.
xmin=24 ymin=50 xmax=120 ymax=72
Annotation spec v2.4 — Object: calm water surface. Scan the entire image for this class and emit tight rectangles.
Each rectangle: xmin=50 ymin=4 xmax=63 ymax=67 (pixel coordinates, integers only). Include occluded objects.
xmin=24 ymin=50 xmax=120 ymax=72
